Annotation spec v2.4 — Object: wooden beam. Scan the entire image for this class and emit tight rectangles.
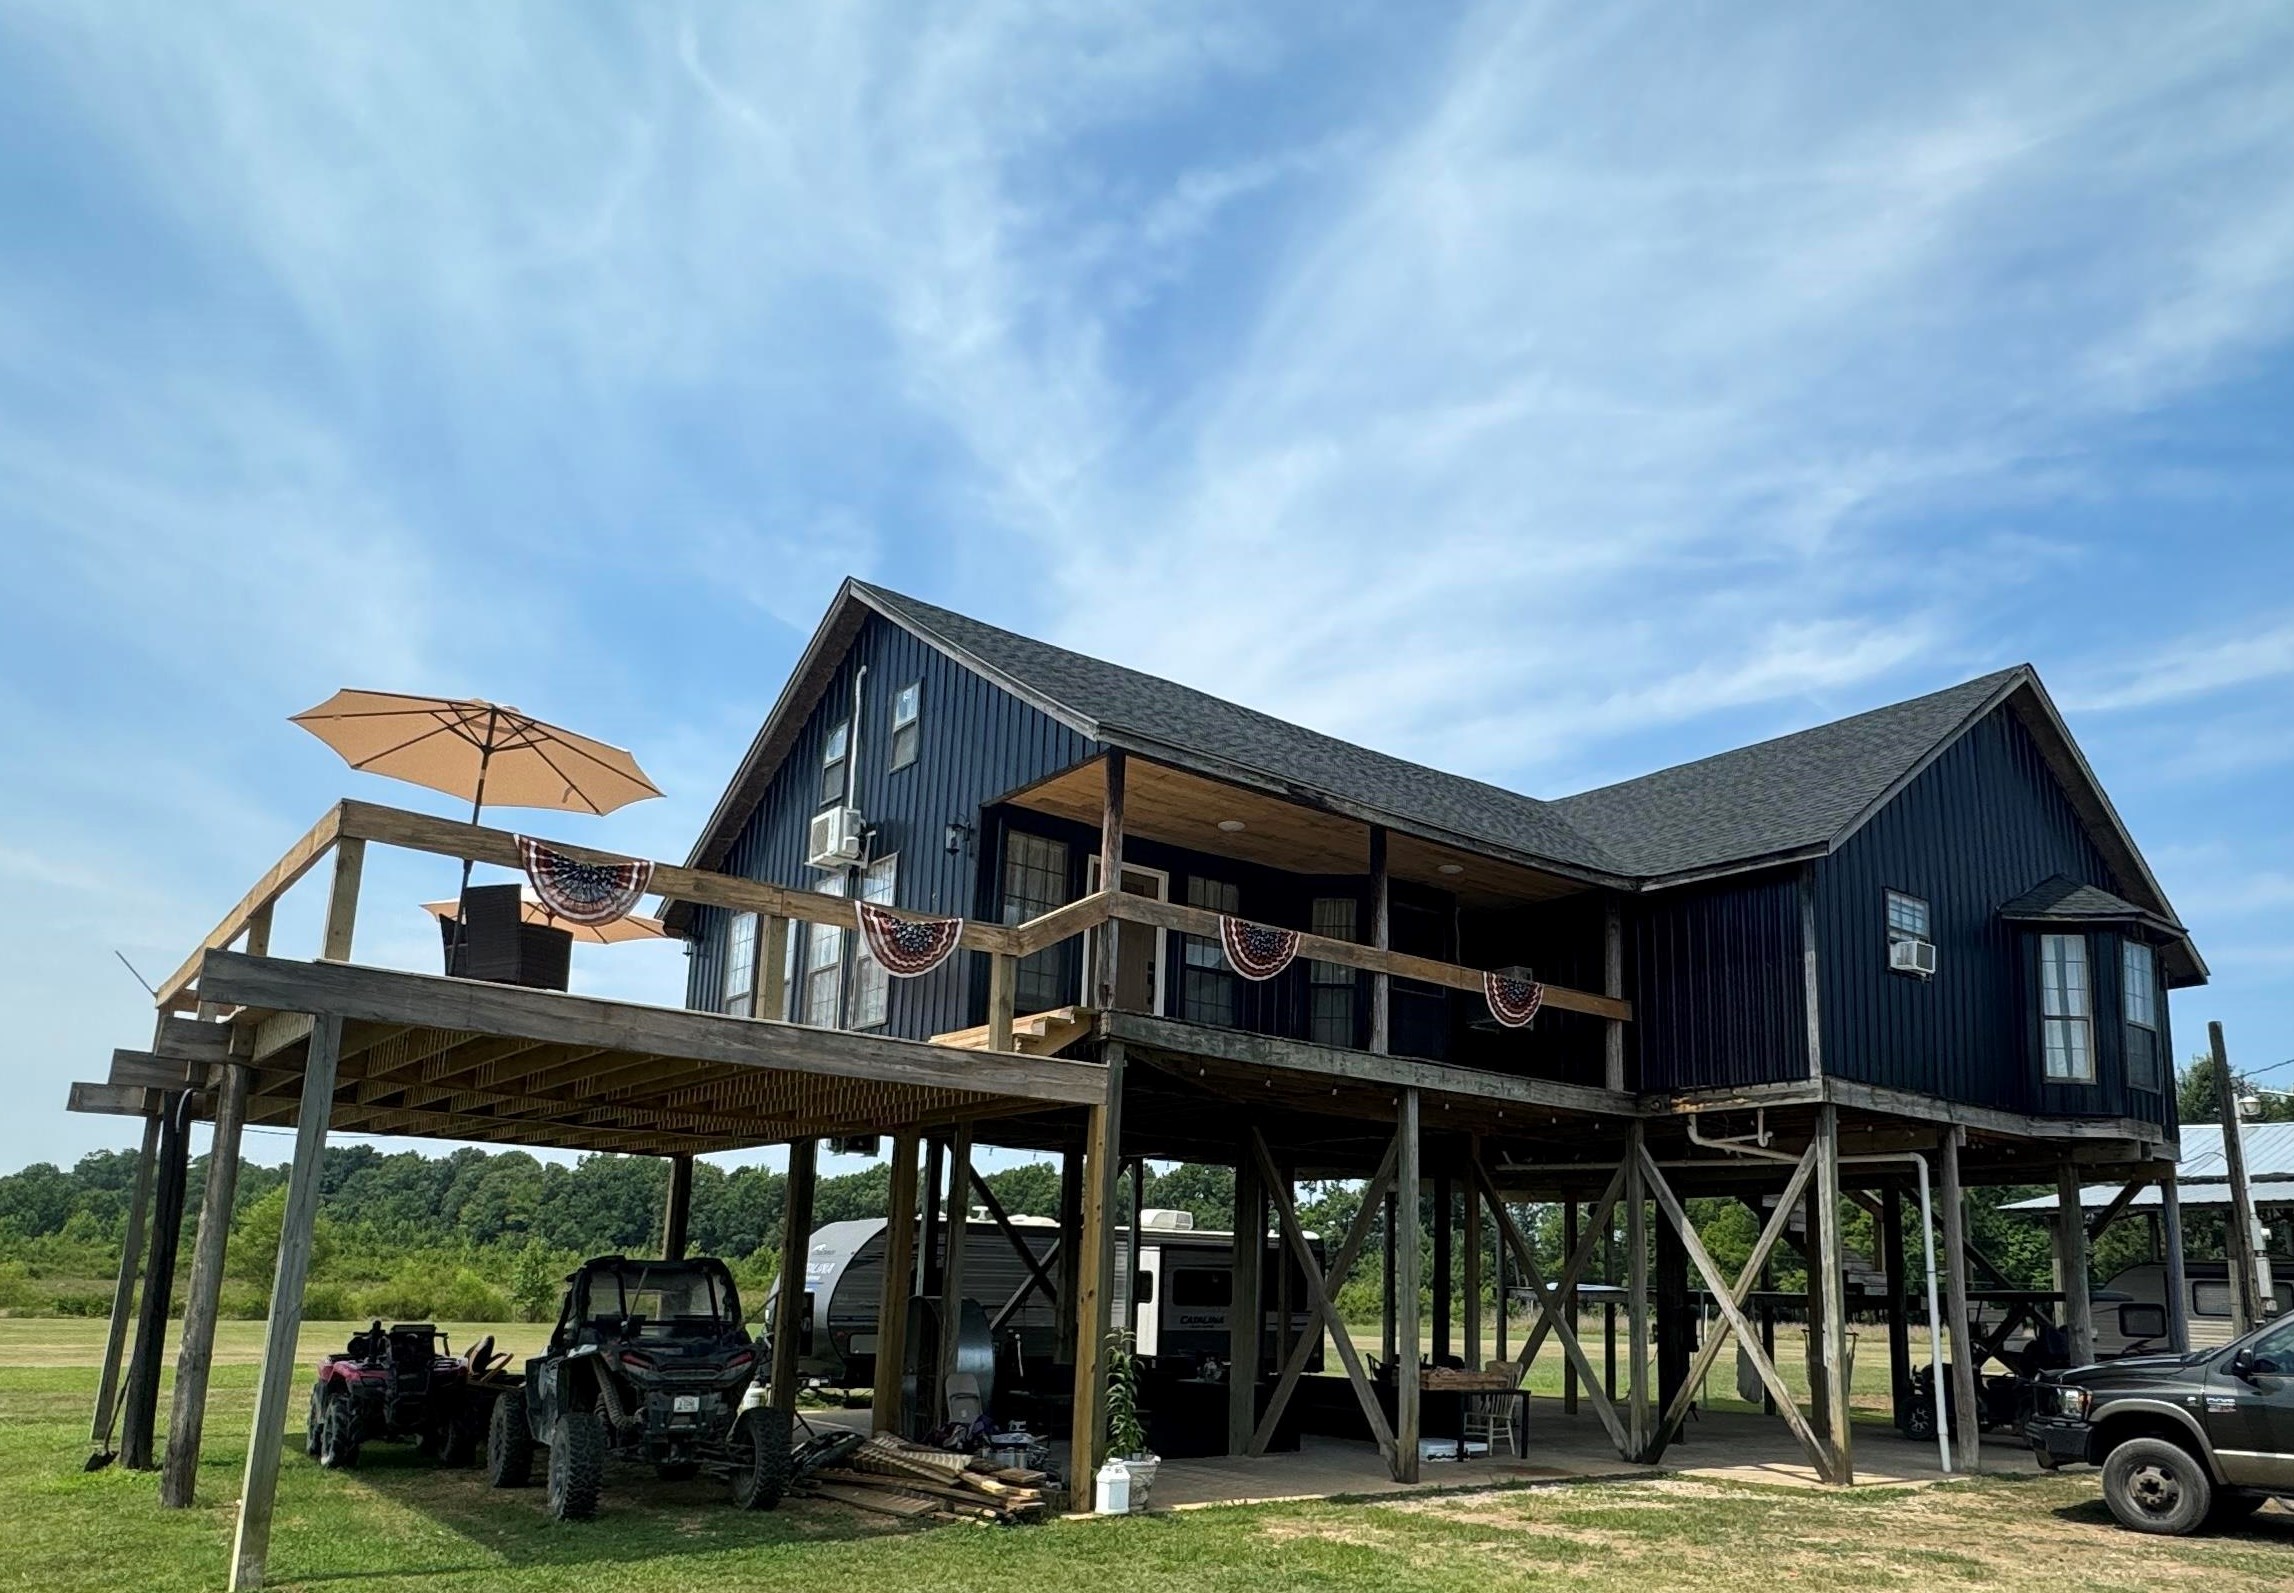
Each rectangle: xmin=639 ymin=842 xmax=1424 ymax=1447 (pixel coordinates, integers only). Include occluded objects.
xmin=1250 ymin=1136 xmax=1397 ymax=1456
xmin=769 ymin=1138 xmax=818 ymax=1412
xmin=1470 ymin=1153 xmax=1630 ymax=1456
xmin=1228 ymin=1138 xmax=1265 ymax=1455
xmin=120 ymin=1093 xmax=190 ymax=1471
xmin=2056 ymin=1163 xmax=2094 ymax=1366
xmin=660 ymin=1154 xmax=693 ymax=1260
xmin=229 ymin=1012 xmax=344 ymax=1592
xmin=1813 ymin=1104 xmax=1852 ymax=1484
xmin=162 ymin=1059 xmax=249 ymax=1506
xmin=1603 ymin=898 xmax=1625 ymax=1092
xmin=1513 ymin=1162 xmax=1626 ymax=1370
xmin=156 ymin=805 xmax=344 ymax=1010
xmin=1006 ymin=890 xmax=1116 ymax=960
xmin=197 ymin=952 xmax=1108 ymax=1108
xmin=872 ymin=1134 xmax=919 ymax=1435
xmin=1096 ymin=750 xmax=1125 ymax=1011
xmin=2086 ymin=1176 xmax=2146 ymax=1243
xmin=320 ymin=836 xmax=363 ymax=963
xmin=1251 ymin=1129 xmax=1399 ymax=1464
xmin=2211 ymin=1021 xmax=2263 ymax=1335
xmin=2160 ymin=1170 xmax=2190 ymax=1354
xmin=1938 ymin=1127 xmax=1982 ymax=1473
xmin=987 ymin=953 xmax=1015 ymax=1054
xmin=88 ymin=1115 xmax=160 ymax=1452
xmin=1068 ymin=1045 xmax=1125 ymax=1498
xmin=1393 ymin=1087 xmax=1421 ymax=1483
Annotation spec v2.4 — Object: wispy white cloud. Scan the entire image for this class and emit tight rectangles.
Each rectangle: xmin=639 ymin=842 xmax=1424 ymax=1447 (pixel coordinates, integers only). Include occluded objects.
xmin=2062 ymin=618 xmax=2294 ymax=712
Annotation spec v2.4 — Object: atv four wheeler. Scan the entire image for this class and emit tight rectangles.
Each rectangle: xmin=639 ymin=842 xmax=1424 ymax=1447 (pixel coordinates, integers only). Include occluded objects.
xmin=486 ymin=1256 xmax=788 ymax=1520
xmin=306 ymin=1322 xmax=507 ymax=1470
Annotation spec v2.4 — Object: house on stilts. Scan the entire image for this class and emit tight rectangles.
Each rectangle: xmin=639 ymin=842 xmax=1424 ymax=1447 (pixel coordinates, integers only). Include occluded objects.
xmin=72 ymin=578 xmax=2201 ymax=1584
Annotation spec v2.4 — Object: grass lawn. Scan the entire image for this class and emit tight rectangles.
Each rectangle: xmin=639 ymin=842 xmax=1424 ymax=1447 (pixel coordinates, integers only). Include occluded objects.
xmin=6 ymin=1318 xmax=2291 ymax=1592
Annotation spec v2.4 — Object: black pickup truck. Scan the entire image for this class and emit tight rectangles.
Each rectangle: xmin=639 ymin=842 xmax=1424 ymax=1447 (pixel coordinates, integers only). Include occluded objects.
xmin=2028 ymin=1311 xmax=2294 ymax=1534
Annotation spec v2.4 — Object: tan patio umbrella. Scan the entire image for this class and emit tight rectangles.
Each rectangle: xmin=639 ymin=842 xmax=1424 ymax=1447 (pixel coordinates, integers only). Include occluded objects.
xmin=420 ymin=895 xmax=665 ymax=945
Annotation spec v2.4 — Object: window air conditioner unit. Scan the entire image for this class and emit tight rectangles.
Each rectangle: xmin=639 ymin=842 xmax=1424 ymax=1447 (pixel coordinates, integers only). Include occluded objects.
xmin=807 ymin=806 xmax=866 ymax=870
xmin=1889 ymin=938 xmax=1937 ymax=978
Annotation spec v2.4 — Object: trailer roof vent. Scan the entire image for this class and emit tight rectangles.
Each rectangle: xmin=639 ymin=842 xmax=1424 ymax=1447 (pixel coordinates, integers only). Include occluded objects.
xmin=1141 ymin=1208 xmax=1195 ymax=1230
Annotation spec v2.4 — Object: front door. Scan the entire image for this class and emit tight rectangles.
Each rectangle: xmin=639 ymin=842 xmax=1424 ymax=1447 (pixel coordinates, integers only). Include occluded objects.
xmin=1086 ymin=861 xmax=1168 ymax=1014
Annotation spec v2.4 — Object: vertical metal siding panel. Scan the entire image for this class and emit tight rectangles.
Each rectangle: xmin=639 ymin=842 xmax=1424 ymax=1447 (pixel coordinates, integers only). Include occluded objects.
xmin=1632 ymin=873 xmax=1802 ymax=1091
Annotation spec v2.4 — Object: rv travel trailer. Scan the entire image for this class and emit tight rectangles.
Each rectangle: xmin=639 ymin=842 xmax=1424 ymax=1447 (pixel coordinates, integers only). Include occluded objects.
xmin=770 ymin=1208 xmax=1325 ymax=1392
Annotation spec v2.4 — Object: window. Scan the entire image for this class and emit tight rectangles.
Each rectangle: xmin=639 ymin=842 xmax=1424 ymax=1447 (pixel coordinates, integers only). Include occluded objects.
xmin=2192 ymin=1280 xmax=2231 ymax=1319
xmin=2123 ymin=939 xmax=2160 ymax=1091
xmin=2116 ymin=1303 xmax=2168 ymax=1343
xmin=851 ymin=855 xmax=897 ymax=1029
xmin=1002 ymin=831 xmax=1071 ymax=1011
xmin=1182 ymin=876 xmax=1240 ymax=1026
xmin=888 ymin=682 xmax=921 ymax=771
xmin=1886 ymin=890 xmax=1930 ymax=945
xmin=1309 ymin=896 xmax=1359 ymax=1047
xmin=722 ymin=912 xmax=759 ymax=1016
xmin=2039 ymin=933 xmax=2094 ymax=1083
xmin=819 ymin=719 xmax=850 ymax=808
xmin=803 ymin=877 xmax=846 ymax=1028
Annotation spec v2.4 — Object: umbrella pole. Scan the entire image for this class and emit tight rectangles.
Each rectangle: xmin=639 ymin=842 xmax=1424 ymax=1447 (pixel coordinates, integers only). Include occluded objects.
xmin=451 ymin=726 xmax=496 ymax=973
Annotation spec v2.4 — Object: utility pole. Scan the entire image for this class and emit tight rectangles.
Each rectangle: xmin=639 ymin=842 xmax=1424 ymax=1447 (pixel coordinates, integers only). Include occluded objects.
xmin=2211 ymin=1022 xmax=2264 ymax=1335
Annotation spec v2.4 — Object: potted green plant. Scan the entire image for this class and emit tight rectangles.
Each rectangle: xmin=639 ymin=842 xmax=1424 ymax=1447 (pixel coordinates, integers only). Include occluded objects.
xmin=1103 ymin=1330 xmax=1158 ymax=1508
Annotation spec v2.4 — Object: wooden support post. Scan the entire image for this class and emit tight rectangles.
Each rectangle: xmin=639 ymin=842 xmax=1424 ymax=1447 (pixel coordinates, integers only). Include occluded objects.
xmin=121 ymin=1092 xmax=191 ymax=1471
xmin=2212 ymin=1021 xmax=2263 ymax=1335
xmin=1464 ymin=1150 xmax=1483 ymax=1371
xmin=1228 ymin=1139 xmax=1266 ymax=1455
xmin=1068 ymin=1044 xmax=1125 ymax=1498
xmin=1273 ymin=1160 xmax=1293 ymax=1381
xmin=2160 ymin=1169 xmax=2190 ymax=1354
xmin=1394 ymin=1087 xmax=1422 ymax=1483
xmin=1881 ymin=1184 xmax=1909 ymax=1431
xmin=769 ymin=1138 xmax=818 ymax=1413
xmin=162 ymin=1058 xmax=250 ymax=1507
xmin=89 ymin=1114 xmax=160 ymax=1451
xmin=660 ymin=1153 xmax=694 ymax=1261
xmin=1369 ymin=826 xmax=1391 ymax=1057
xmin=937 ymin=1125 xmax=973 ymax=1414
xmin=1603 ymin=898 xmax=1625 ymax=1092
xmin=2055 ymin=1163 xmax=2093 ymax=1367
xmin=1096 ymin=751 xmax=1126 ymax=1011
xmin=321 ymin=837 xmax=364 ymax=962
xmin=1495 ymin=1191 xmax=1512 ymax=1368
xmin=759 ymin=915 xmax=790 ymax=1021
xmin=872 ymin=1134 xmax=918 ymax=1435
xmin=1432 ymin=1173 xmax=1453 ymax=1366
xmin=1561 ymin=1199 xmax=1579 ymax=1412
xmin=1813 ymin=1105 xmax=1852 ymax=1484
xmin=1654 ymin=1202 xmax=1688 ymax=1424
xmin=988 ymin=952 xmax=1016 ymax=1053
xmin=1626 ymin=1121 xmax=1651 ymax=1459
xmin=229 ymin=1011 xmax=343 ymax=1593
xmin=1938 ymin=1128 xmax=1981 ymax=1473
xmin=1381 ymin=1188 xmax=1399 ymax=1368
xmin=1803 ymin=1183 xmax=1828 ymax=1446
xmin=920 ymin=1137 xmax=946 ymax=1298
xmin=1056 ymin=1137 xmax=1083 ymax=1365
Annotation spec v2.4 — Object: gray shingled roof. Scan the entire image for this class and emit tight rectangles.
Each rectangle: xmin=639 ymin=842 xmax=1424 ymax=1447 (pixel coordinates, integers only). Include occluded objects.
xmin=2001 ymin=875 xmax=2186 ymax=932
xmin=856 ymin=583 xmax=1631 ymax=878
xmin=1545 ymin=669 xmax=2024 ymax=880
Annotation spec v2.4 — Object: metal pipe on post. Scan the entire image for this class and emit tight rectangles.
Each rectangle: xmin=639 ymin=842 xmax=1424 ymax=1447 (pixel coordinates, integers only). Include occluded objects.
xmin=1625 ymin=1122 xmax=1650 ymax=1459
xmin=2211 ymin=1022 xmax=2263 ymax=1335
xmin=89 ymin=1114 xmax=160 ymax=1458
xmin=1561 ymin=1200 xmax=1578 ymax=1412
xmin=162 ymin=1057 xmax=251 ymax=1507
xmin=1812 ymin=1105 xmax=1853 ymax=1485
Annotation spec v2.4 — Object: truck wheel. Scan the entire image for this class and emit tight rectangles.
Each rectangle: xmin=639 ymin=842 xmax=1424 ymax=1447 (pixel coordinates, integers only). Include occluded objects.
xmin=546 ymin=1411 xmax=605 ymax=1521
xmin=728 ymin=1407 xmax=792 ymax=1511
xmin=2102 ymin=1437 xmax=2211 ymax=1535
xmin=305 ymin=1385 xmax=326 ymax=1459
xmin=319 ymin=1391 xmax=363 ymax=1471
xmin=487 ymin=1394 xmax=536 ymax=1488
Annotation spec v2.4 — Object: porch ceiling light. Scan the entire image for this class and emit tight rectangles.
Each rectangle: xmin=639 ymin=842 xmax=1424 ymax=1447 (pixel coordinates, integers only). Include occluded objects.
xmin=1438 ymin=862 xmax=1464 ymax=875
xmin=1217 ymin=819 xmax=1247 ymax=832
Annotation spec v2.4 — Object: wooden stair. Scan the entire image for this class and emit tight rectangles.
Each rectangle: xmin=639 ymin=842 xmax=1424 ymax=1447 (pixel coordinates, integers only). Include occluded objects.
xmin=929 ymin=1005 xmax=1096 ymax=1056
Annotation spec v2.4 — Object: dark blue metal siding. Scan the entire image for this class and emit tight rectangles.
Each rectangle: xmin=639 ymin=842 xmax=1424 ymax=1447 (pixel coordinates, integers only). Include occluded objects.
xmin=1627 ymin=872 xmax=1809 ymax=1092
xmin=1813 ymin=706 xmax=2164 ymax=1124
xmin=683 ymin=614 xmax=1096 ymax=1040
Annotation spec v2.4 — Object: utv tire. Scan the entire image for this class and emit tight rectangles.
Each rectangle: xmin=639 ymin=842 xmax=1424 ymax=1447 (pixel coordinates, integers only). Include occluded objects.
xmin=440 ymin=1395 xmax=487 ymax=1468
xmin=656 ymin=1460 xmax=701 ymax=1482
xmin=2102 ymin=1437 xmax=2211 ymax=1535
xmin=546 ymin=1411 xmax=605 ymax=1521
xmin=319 ymin=1391 xmax=363 ymax=1471
xmin=305 ymin=1385 xmax=326 ymax=1459
xmin=729 ymin=1407 xmax=792 ymax=1511
xmin=487 ymin=1395 xmax=536 ymax=1489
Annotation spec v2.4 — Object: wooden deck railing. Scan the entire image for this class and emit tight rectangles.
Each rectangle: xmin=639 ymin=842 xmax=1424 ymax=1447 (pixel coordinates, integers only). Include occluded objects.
xmin=157 ymin=799 xmax=1633 ymax=1043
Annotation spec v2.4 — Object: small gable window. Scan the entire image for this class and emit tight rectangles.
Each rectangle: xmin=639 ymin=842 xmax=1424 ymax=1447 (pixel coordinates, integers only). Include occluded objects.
xmin=889 ymin=682 xmax=922 ymax=771
xmin=2039 ymin=933 xmax=2094 ymax=1083
xmin=1885 ymin=890 xmax=1933 ymax=976
xmin=820 ymin=719 xmax=850 ymax=807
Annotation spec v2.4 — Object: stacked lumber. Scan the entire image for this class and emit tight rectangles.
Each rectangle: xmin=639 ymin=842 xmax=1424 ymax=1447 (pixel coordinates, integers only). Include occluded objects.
xmin=1421 ymin=1367 xmax=1517 ymax=1392
xmin=796 ymin=1434 xmax=1050 ymax=1525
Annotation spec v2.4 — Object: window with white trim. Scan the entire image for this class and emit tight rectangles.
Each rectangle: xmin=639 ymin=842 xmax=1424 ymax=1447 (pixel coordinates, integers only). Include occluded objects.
xmin=820 ymin=719 xmax=850 ymax=808
xmin=2123 ymin=939 xmax=2161 ymax=1091
xmin=722 ymin=912 xmax=759 ymax=1016
xmin=889 ymin=682 xmax=921 ymax=771
xmin=2039 ymin=933 xmax=2094 ymax=1083
xmin=803 ymin=876 xmax=846 ymax=1028
xmin=1309 ymin=896 xmax=1359 ymax=1047
xmin=1182 ymin=876 xmax=1241 ymax=1026
xmin=851 ymin=854 xmax=897 ymax=1029
xmin=1002 ymin=831 xmax=1071 ymax=1012
xmin=1886 ymin=890 xmax=1930 ymax=946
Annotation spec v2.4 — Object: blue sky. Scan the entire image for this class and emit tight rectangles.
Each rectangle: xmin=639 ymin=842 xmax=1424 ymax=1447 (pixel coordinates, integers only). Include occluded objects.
xmin=4 ymin=2 xmax=2293 ymax=1175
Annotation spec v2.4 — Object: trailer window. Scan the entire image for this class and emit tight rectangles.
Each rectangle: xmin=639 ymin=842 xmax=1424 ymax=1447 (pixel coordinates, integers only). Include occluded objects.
xmin=2192 ymin=1281 xmax=2231 ymax=1318
xmin=1171 ymin=1269 xmax=1231 ymax=1308
xmin=2116 ymin=1303 xmax=2167 ymax=1342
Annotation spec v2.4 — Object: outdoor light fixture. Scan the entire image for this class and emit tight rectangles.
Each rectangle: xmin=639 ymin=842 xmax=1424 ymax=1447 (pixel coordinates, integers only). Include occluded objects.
xmin=1217 ymin=819 xmax=1247 ymax=832
xmin=1438 ymin=862 xmax=1464 ymax=875
xmin=944 ymin=820 xmax=974 ymax=856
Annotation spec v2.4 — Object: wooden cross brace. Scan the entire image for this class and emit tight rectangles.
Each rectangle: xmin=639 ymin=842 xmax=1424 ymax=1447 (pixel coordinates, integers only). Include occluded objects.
xmin=967 ymin=1166 xmax=1063 ymax=1333
xmin=1467 ymin=1156 xmax=1629 ymax=1455
xmin=1635 ymin=1140 xmax=1830 ymax=1475
xmin=1509 ymin=1161 xmax=1625 ymax=1372
xmin=1248 ymin=1128 xmax=1398 ymax=1463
